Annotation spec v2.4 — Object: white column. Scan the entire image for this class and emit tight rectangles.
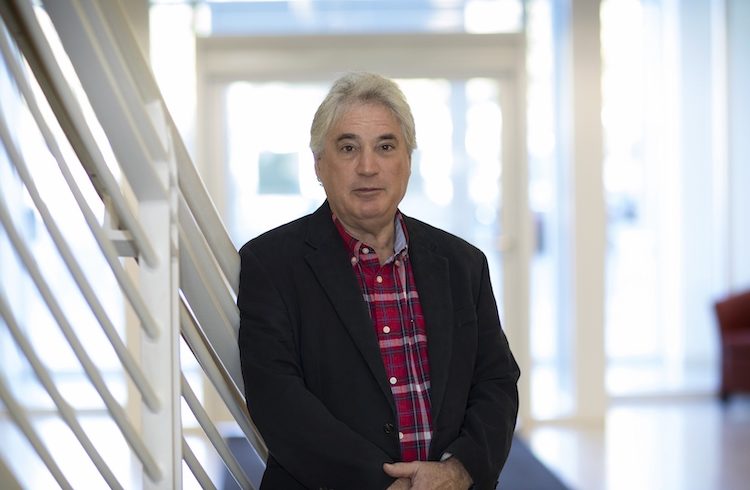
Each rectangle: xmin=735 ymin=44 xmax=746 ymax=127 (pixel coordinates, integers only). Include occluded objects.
xmin=569 ymin=0 xmax=606 ymax=422
xmin=116 ymin=3 xmax=183 ymax=486
xmin=500 ymin=70 xmax=532 ymax=425
xmin=139 ymin=148 xmax=181 ymax=489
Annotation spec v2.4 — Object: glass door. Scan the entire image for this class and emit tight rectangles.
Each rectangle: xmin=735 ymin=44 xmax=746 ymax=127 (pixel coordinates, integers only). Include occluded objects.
xmin=223 ymin=77 xmax=509 ymax=309
xmin=197 ymin=32 xmax=531 ymax=422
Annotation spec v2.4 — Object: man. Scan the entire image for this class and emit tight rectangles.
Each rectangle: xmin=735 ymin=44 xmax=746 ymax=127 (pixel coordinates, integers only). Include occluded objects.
xmin=238 ymin=72 xmax=519 ymax=489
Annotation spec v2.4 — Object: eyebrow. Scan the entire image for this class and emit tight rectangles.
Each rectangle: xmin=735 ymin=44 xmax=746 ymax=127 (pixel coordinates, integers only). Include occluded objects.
xmin=377 ymin=133 xmax=399 ymax=142
xmin=334 ymin=133 xmax=399 ymax=143
xmin=335 ymin=133 xmax=358 ymax=143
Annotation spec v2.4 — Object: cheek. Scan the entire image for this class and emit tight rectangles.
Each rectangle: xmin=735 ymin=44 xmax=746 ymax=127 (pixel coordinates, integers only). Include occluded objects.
xmin=327 ymin=171 xmax=350 ymax=194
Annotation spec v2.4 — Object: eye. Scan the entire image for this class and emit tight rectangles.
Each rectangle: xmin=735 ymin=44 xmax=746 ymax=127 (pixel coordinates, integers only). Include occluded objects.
xmin=340 ymin=144 xmax=355 ymax=153
xmin=380 ymin=143 xmax=394 ymax=151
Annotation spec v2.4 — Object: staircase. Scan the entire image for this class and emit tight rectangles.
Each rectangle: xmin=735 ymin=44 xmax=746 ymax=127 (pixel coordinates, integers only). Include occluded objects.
xmin=0 ymin=1 xmax=265 ymax=488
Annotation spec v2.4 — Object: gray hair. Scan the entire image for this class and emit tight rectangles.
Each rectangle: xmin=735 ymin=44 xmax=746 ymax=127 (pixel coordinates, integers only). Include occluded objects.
xmin=310 ymin=72 xmax=417 ymax=158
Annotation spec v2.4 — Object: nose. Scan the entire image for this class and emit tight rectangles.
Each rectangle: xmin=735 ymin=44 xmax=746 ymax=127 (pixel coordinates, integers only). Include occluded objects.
xmin=356 ymin=148 xmax=378 ymax=176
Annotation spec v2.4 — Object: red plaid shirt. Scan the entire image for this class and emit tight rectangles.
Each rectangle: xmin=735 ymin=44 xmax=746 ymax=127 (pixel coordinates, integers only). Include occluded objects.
xmin=334 ymin=213 xmax=432 ymax=462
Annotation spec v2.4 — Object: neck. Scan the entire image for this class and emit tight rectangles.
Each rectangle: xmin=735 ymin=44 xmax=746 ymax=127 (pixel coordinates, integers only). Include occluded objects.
xmin=338 ymin=215 xmax=396 ymax=265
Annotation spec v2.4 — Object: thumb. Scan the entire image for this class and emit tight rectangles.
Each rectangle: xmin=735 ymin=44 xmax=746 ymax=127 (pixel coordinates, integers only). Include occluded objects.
xmin=383 ymin=462 xmax=416 ymax=478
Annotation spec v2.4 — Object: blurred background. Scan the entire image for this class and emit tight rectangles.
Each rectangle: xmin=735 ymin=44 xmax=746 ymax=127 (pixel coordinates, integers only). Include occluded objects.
xmin=2 ymin=0 xmax=749 ymax=489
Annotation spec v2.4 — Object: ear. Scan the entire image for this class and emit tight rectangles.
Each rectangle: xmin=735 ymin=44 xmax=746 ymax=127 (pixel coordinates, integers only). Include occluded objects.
xmin=314 ymin=154 xmax=322 ymax=180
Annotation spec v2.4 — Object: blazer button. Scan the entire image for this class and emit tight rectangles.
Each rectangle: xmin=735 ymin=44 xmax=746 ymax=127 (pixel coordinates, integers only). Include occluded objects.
xmin=383 ymin=423 xmax=395 ymax=434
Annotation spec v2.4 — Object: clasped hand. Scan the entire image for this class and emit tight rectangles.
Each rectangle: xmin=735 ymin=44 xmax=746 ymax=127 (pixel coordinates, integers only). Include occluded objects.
xmin=383 ymin=458 xmax=473 ymax=490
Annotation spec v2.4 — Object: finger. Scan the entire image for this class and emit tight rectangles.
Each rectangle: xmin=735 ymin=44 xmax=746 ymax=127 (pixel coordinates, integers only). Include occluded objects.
xmin=383 ymin=462 xmax=415 ymax=478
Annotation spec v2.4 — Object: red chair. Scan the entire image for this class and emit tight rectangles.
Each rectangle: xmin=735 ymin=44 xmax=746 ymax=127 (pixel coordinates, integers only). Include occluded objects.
xmin=715 ymin=290 xmax=750 ymax=401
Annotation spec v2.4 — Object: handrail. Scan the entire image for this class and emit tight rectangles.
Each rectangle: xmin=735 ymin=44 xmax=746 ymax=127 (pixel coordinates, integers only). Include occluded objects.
xmin=178 ymin=194 xmax=239 ymax=331
xmin=0 ymin=293 xmax=123 ymax=490
xmin=0 ymin=0 xmax=268 ymax=487
xmin=181 ymin=375 xmax=255 ymax=490
xmin=0 ymin=375 xmax=74 ymax=490
xmin=0 ymin=0 xmax=161 ymax=268
xmin=0 ymin=37 xmax=159 ymax=408
xmin=179 ymin=298 xmax=269 ymax=462
xmin=174 ymin=124 xmax=241 ymax=294
xmin=100 ymin=0 xmax=240 ymax=290
xmin=40 ymin=0 xmax=169 ymax=200
xmin=0 ymin=5 xmax=162 ymax=341
xmin=0 ymin=178 xmax=162 ymax=483
xmin=0 ymin=456 xmax=23 ymax=490
xmin=182 ymin=438 xmax=218 ymax=490
xmin=179 ymin=199 xmax=244 ymax=391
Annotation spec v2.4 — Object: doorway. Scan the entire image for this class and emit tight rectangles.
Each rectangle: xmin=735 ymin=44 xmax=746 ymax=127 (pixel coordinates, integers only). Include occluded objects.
xmin=196 ymin=32 xmax=531 ymax=421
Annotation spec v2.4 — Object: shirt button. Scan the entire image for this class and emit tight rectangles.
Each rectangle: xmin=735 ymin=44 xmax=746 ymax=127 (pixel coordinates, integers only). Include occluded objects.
xmin=383 ymin=423 xmax=395 ymax=434
xmin=399 ymin=432 xmax=404 ymax=440
xmin=382 ymin=326 xmax=391 ymax=334
xmin=376 ymin=275 xmax=383 ymax=283
xmin=395 ymin=259 xmax=401 ymax=267
xmin=389 ymin=376 xmax=397 ymax=385
xmin=362 ymin=247 xmax=370 ymax=254
xmin=350 ymin=256 xmax=358 ymax=265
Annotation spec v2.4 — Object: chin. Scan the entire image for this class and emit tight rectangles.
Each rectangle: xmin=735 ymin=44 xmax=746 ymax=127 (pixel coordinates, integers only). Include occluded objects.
xmin=356 ymin=203 xmax=391 ymax=218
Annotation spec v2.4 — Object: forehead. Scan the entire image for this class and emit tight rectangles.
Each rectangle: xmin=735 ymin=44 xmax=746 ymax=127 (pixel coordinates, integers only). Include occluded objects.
xmin=329 ymin=102 xmax=402 ymax=139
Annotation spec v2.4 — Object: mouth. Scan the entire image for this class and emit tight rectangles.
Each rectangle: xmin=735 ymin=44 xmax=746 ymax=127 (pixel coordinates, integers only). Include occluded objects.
xmin=353 ymin=187 xmax=383 ymax=195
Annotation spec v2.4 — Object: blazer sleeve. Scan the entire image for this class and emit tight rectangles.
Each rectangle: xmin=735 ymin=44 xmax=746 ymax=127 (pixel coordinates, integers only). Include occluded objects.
xmin=443 ymin=255 xmax=520 ymax=490
xmin=237 ymin=245 xmax=396 ymax=490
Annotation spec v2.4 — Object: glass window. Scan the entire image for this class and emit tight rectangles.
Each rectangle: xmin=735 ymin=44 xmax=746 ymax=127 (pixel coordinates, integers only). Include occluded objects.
xmin=225 ymin=79 xmax=507 ymax=308
xmin=0 ymin=42 xmax=125 ymax=411
xmin=601 ymin=0 xmax=720 ymax=396
xmin=526 ymin=0 xmax=572 ymax=420
xmin=225 ymin=81 xmax=328 ymax=245
xmin=0 ymin=23 xmax=129 ymax=486
xmin=181 ymin=0 xmax=525 ymax=36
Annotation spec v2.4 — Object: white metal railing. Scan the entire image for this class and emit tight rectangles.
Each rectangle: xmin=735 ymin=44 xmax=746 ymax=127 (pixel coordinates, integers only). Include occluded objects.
xmin=0 ymin=0 xmax=266 ymax=488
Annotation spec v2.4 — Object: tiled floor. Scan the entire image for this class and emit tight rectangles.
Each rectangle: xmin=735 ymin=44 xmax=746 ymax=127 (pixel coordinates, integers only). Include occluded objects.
xmin=522 ymin=395 xmax=750 ymax=490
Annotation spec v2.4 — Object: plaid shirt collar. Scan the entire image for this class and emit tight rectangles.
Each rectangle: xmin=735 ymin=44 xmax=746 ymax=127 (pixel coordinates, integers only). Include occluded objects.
xmin=332 ymin=211 xmax=409 ymax=263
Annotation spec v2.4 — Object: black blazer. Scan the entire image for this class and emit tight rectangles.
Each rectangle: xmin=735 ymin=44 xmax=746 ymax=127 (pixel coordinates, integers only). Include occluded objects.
xmin=238 ymin=201 xmax=519 ymax=490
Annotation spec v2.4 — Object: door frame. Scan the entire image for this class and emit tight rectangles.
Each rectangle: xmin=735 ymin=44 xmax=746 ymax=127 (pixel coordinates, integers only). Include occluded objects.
xmin=195 ymin=32 xmax=532 ymax=424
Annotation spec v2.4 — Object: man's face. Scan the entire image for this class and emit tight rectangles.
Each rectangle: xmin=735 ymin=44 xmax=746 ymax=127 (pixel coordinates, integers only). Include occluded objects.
xmin=315 ymin=102 xmax=411 ymax=233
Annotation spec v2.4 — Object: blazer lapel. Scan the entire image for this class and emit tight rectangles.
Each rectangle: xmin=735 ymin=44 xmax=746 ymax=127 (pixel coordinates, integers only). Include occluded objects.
xmin=303 ymin=203 xmax=395 ymax=407
xmin=406 ymin=218 xmax=453 ymax=424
